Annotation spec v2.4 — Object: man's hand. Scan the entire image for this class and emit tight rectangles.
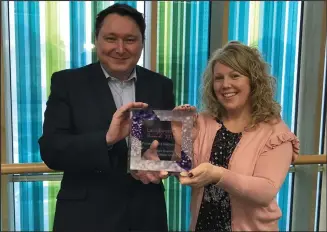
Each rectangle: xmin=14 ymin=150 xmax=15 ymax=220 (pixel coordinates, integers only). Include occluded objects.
xmin=131 ymin=140 xmax=169 ymax=184
xmin=106 ymin=102 xmax=148 ymax=145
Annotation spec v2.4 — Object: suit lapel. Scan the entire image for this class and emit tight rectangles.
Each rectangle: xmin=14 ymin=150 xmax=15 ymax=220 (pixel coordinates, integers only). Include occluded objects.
xmin=135 ymin=66 xmax=150 ymax=103
xmin=87 ymin=62 xmax=117 ymax=125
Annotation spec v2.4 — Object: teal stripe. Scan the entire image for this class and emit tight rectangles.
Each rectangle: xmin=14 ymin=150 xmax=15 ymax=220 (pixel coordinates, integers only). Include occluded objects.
xmin=171 ymin=2 xmax=180 ymax=104
xmin=183 ymin=2 xmax=191 ymax=107
xmin=239 ymin=2 xmax=250 ymax=44
xmin=70 ymin=1 xmax=87 ymax=68
xmin=114 ymin=1 xmax=137 ymax=9
xmin=14 ymin=1 xmax=44 ymax=231
xmin=196 ymin=2 xmax=210 ymax=109
xmin=228 ymin=1 xmax=250 ymax=44
xmin=178 ymin=2 xmax=185 ymax=105
xmin=283 ymin=1 xmax=299 ymax=128
xmin=228 ymin=1 xmax=237 ymax=42
xmin=187 ymin=2 xmax=196 ymax=106
xmin=262 ymin=1 xmax=286 ymax=104
xmin=258 ymin=2 xmax=274 ymax=60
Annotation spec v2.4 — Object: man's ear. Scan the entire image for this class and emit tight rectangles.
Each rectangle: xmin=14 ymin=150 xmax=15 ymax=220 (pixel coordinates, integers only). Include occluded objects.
xmin=94 ymin=36 xmax=98 ymax=47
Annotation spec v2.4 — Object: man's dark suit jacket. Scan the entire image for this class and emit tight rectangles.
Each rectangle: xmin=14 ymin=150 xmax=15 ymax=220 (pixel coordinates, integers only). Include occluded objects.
xmin=38 ymin=62 xmax=175 ymax=232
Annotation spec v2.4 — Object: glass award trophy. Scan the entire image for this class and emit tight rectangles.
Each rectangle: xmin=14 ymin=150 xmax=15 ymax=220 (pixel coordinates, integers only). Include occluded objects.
xmin=128 ymin=108 xmax=195 ymax=173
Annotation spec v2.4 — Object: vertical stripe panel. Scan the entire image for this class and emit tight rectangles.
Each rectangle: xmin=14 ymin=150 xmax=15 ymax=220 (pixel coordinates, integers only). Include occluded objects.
xmin=157 ymin=1 xmax=165 ymax=74
xmin=45 ymin=2 xmax=67 ymax=229
xmin=45 ymin=2 xmax=66 ymax=93
xmin=238 ymin=1 xmax=250 ymax=44
xmin=228 ymin=1 xmax=237 ymax=41
xmin=228 ymin=1 xmax=301 ymax=230
xmin=14 ymin=1 xmax=44 ymax=231
xmin=181 ymin=3 xmax=192 ymax=227
xmin=196 ymin=2 xmax=210 ymax=109
xmin=187 ymin=2 xmax=196 ymax=106
xmin=91 ymin=3 xmax=103 ymax=62
xmin=258 ymin=2 xmax=274 ymax=65
xmin=165 ymin=2 xmax=172 ymax=79
xmin=228 ymin=1 xmax=250 ymax=44
xmin=283 ymin=1 xmax=299 ymax=128
xmin=167 ymin=21 xmax=175 ymax=219
xmin=8 ymin=1 xmax=211 ymax=231
xmin=9 ymin=1 xmax=21 ymax=229
xmin=171 ymin=2 xmax=180 ymax=104
xmin=259 ymin=2 xmax=288 ymax=230
xmin=183 ymin=2 xmax=191 ymax=107
xmin=157 ymin=1 xmax=210 ymax=231
xmin=181 ymin=3 xmax=191 ymax=228
xmin=70 ymin=1 xmax=86 ymax=68
xmin=248 ymin=2 xmax=260 ymax=46
xmin=91 ymin=1 xmax=113 ymax=63
xmin=169 ymin=3 xmax=179 ymax=229
xmin=114 ymin=1 xmax=137 ymax=9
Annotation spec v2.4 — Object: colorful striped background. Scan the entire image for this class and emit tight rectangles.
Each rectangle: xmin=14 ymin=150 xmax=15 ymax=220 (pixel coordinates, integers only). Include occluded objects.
xmin=227 ymin=2 xmax=301 ymax=230
xmin=156 ymin=1 xmax=210 ymax=230
xmin=5 ymin=1 xmax=301 ymax=231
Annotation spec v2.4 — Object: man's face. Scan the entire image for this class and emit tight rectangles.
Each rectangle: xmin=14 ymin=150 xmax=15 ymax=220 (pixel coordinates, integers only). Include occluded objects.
xmin=95 ymin=13 xmax=143 ymax=79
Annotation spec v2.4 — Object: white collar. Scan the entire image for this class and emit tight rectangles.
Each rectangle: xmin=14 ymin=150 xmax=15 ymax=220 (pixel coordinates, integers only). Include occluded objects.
xmin=100 ymin=64 xmax=137 ymax=82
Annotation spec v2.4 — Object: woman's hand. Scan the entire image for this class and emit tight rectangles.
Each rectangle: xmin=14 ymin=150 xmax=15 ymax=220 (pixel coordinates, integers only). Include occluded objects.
xmin=106 ymin=102 xmax=148 ymax=145
xmin=171 ymin=104 xmax=199 ymax=146
xmin=179 ymin=163 xmax=224 ymax=188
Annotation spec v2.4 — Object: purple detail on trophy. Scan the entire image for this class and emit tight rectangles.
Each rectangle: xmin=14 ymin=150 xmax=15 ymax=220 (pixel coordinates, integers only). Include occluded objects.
xmin=131 ymin=109 xmax=160 ymax=140
xmin=176 ymin=150 xmax=192 ymax=171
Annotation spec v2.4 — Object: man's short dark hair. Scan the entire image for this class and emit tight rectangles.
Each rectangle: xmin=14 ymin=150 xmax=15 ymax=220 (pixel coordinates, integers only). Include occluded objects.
xmin=95 ymin=3 xmax=146 ymax=41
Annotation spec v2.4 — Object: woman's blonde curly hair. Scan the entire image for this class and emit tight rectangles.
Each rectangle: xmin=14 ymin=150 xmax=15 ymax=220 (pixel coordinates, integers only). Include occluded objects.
xmin=201 ymin=41 xmax=281 ymax=129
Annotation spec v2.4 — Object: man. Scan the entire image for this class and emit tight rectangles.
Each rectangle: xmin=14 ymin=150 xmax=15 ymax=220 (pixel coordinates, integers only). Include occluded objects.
xmin=38 ymin=3 xmax=175 ymax=231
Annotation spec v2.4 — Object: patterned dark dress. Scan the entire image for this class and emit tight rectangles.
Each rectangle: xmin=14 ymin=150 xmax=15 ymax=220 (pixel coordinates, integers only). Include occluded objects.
xmin=195 ymin=119 xmax=242 ymax=232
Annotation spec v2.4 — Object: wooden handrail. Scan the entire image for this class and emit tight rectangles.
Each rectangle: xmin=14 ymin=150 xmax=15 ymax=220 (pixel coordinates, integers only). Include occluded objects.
xmin=0 ymin=155 xmax=326 ymax=175
xmin=293 ymin=155 xmax=327 ymax=165
xmin=1 ymin=163 xmax=54 ymax=175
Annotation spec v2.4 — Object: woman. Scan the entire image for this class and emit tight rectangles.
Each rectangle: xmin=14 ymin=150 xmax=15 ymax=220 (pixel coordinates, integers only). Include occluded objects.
xmin=174 ymin=41 xmax=299 ymax=231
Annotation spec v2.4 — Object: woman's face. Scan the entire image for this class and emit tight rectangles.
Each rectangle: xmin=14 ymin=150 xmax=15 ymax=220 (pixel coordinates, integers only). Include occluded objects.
xmin=213 ymin=62 xmax=251 ymax=114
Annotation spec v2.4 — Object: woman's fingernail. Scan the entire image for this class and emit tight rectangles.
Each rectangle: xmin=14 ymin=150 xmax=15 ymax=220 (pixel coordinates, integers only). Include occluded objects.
xmin=180 ymin=172 xmax=188 ymax=177
xmin=188 ymin=172 xmax=194 ymax=177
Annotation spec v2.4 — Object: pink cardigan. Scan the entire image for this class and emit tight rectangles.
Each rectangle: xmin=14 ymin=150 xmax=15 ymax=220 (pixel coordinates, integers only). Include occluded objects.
xmin=189 ymin=113 xmax=300 ymax=231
